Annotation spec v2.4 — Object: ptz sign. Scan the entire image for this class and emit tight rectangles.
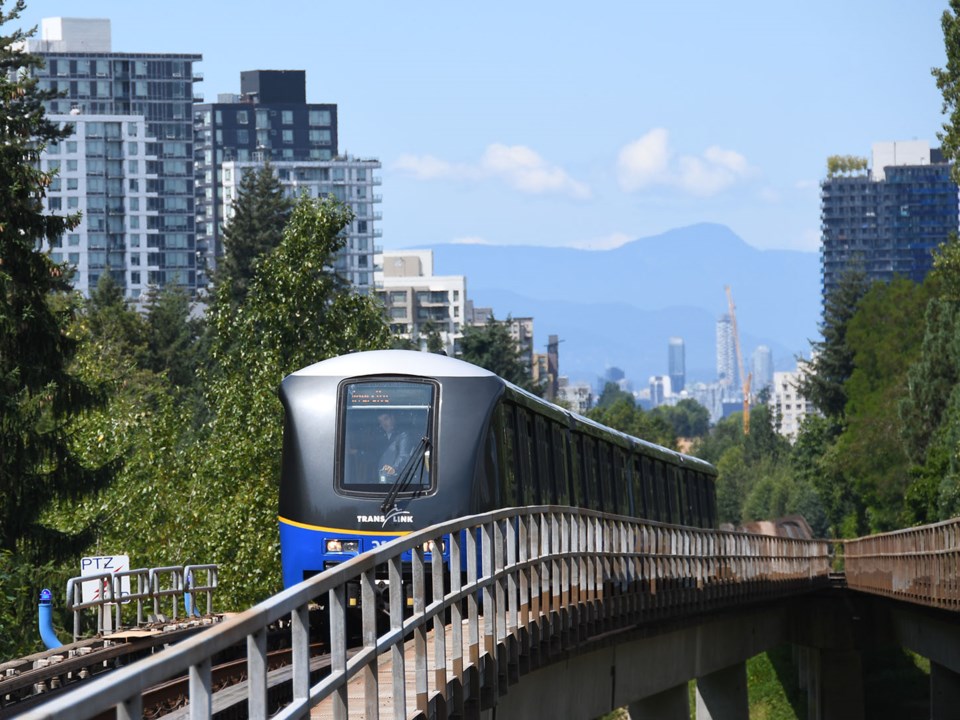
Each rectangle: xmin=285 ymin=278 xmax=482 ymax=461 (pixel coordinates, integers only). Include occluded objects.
xmin=80 ymin=555 xmax=130 ymax=604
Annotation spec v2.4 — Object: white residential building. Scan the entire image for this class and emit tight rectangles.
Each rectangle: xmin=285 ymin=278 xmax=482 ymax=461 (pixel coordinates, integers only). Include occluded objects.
xmin=375 ymin=250 xmax=466 ymax=355
xmin=220 ymin=157 xmax=382 ymax=292
xmin=770 ymin=364 xmax=817 ymax=441
xmin=43 ymin=114 xmax=161 ymax=301
xmin=558 ymin=377 xmax=592 ymax=415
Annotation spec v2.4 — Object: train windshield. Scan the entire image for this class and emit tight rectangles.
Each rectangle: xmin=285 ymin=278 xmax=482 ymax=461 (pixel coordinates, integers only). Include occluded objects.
xmin=339 ymin=380 xmax=435 ymax=493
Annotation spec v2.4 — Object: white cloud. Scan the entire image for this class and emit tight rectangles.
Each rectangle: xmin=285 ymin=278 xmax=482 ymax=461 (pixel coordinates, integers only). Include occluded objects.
xmin=617 ymin=128 xmax=671 ymax=192
xmin=568 ymin=232 xmax=633 ymax=251
xmin=617 ymin=129 xmax=754 ymax=196
xmin=394 ymin=144 xmax=590 ymax=199
xmin=481 ymin=143 xmax=591 ymax=199
xmin=393 ymin=154 xmax=479 ymax=181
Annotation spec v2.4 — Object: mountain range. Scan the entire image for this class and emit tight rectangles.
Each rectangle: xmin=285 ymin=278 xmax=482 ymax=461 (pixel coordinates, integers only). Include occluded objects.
xmin=415 ymin=223 xmax=822 ymax=387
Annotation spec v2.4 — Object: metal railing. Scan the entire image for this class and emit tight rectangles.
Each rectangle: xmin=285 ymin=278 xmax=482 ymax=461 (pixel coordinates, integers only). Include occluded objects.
xmin=844 ymin=517 xmax=960 ymax=610
xmin=64 ymin=564 xmax=219 ymax=641
xmin=25 ymin=508 xmax=830 ymax=720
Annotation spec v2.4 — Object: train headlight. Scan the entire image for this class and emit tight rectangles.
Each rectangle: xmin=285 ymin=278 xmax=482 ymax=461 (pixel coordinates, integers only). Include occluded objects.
xmin=423 ymin=539 xmax=446 ymax=554
xmin=326 ymin=539 xmax=360 ymax=553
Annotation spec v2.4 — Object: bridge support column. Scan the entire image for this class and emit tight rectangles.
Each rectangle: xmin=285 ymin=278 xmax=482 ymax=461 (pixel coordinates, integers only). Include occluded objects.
xmin=628 ymin=682 xmax=689 ymax=720
xmin=931 ymin=661 xmax=960 ymax=720
xmin=806 ymin=648 xmax=864 ymax=720
xmin=695 ymin=661 xmax=748 ymax=720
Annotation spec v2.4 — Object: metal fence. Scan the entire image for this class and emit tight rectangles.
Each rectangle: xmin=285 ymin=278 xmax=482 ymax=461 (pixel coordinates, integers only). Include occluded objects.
xmin=24 ymin=508 xmax=831 ymax=720
xmin=64 ymin=564 xmax=219 ymax=640
xmin=844 ymin=517 xmax=960 ymax=610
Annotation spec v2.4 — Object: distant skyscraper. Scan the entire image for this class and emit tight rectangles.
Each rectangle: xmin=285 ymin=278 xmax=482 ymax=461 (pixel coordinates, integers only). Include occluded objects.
xmin=668 ymin=337 xmax=685 ymax=393
xmin=820 ymin=140 xmax=959 ymax=313
xmin=26 ymin=18 xmax=202 ymax=298
xmin=752 ymin=345 xmax=774 ymax=394
xmin=716 ymin=314 xmax=737 ymax=393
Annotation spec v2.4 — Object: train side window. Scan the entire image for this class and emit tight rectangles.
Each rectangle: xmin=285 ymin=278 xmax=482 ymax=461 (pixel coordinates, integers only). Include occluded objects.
xmin=535 ymin=416 xmax=555 ymax=504
xmin=686 ymin=470 xmax=701 ymax=527
xmin=666 ymin=465 xmax=681 ymax=524
xmin=579 ymin=436 xmax=597 ymax=510
xmin=631 ymin=456 xmax=645 ymax=518
xmin=502 ymin=404 xmax=518 ymax=505
xmin=568 ymin=433 xmax=583 ymax=507
xmin=654 ymin=461 xmax=671 ymax=523
xmin=697 ymin=473 xmax=712 ymax=528
xmin=486 ymin=409 xmax=506 ymax=507
xmin=675 ymin=467 xmax=688 ymax=525
xmin=613 ymin=449 xmax=629 ymax=515
xmin=551 ymin=424 xmax=570 ymax=505
xmin=705 ymin=474 xmax=717 ymax=528
xmin=597 ymin=442 xmax=612 ymax=512
xmin=516 ymin=408 xmax=537 ymax=505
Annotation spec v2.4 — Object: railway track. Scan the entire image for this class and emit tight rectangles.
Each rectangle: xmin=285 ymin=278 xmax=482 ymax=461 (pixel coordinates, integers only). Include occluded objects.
xmin=1 ymin=610 xmax=348 ymax=719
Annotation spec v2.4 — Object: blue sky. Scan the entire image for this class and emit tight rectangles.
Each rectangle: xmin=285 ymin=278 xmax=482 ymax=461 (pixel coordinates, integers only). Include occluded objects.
xmin=17 ymin=1 xmax=951 ymax=253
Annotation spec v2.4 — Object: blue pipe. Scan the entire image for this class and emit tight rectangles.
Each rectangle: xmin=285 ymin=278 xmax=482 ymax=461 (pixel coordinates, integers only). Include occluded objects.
xmin=38 ymin=588 xmax=63 ymax=650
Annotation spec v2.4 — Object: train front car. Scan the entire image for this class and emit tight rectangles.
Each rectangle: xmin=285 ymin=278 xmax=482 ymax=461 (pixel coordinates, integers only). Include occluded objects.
xmin=278 ymin=350 xmax=504 ymax=589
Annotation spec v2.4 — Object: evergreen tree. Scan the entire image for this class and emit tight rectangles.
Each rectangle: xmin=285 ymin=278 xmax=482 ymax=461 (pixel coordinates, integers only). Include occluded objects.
xmin=215 ymin=162 xmax=294 ymax=307
xmin=798 ymin=264 xmax=870 ymax=418
xmin=143 ymin=283 xmax=201 ymax=391
xmin=0 ymin=2 xmax=113 ymax=558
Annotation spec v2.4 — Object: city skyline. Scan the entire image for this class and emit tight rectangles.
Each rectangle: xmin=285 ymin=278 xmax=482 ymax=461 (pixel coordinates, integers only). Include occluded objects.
xmin=15 ymin=1 xmax=949 ymax=255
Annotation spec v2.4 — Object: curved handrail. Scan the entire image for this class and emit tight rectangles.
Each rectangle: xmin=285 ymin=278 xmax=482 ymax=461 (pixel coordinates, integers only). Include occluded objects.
xmin=844 ymin=517 xmax=960 ymax=610
xmin=26 ymin=508 xmax=831 ymax=720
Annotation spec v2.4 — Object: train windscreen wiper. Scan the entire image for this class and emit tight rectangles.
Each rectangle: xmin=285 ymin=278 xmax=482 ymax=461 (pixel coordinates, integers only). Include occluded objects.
xmin=380 ymin=435 xmax=431 ymax=513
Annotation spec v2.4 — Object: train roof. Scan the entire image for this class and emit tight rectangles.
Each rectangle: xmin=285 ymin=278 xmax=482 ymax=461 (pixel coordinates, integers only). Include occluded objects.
xmin=288 ymin=350 xmax=716 ymax=476
xmin=287 ymin=349 xmax=497 ymax=379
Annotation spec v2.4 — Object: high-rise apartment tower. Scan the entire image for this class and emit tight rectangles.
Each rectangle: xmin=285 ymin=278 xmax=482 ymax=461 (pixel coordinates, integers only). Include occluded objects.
xmin=25 ymin=18 xmax=202 ymax=297
xmin=820 ymin=140 xmax=959 ymax=311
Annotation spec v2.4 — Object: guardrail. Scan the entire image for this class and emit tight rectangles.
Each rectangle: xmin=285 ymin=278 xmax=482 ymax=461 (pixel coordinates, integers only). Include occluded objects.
xmin=64 ymin=564 xmax=218 ymax=640
xmin=26 ymin=509 xmax=830 ymax=720
xmin=844 ymin=517 xmax=960 ymax=610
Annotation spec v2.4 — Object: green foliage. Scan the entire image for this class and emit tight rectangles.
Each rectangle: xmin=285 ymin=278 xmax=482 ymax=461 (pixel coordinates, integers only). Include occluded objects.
xmin=799 ymin=265 xmax=869 ymax=418
xmin=0 ymin=550 xmax=72 ymax=658
xmin=197 ymin=195 xmax=391 ymax=606
xmin=826 ymin=154 xmax=868 ymax=178
xmin=215 ymin=162 xmax=294 ymax=308
xmin=0 ymin=1 xmax=115 ymax=560
xmin=835 ymin=278 xmax=931 ymax=532
xmin=458 ymin=314 xmax=539 ymax=393
xmin=587 ymin=383 xmax=676 ymax=447
xmin=899 ymin=296 xmax=960 ymax=464
xmin=143 ymin=283 xmax=203 ymax=392
xmin=933 ymin=0 xmax=960 ymax=185
xmin=650 ymin=398 xmax=710 ymax=438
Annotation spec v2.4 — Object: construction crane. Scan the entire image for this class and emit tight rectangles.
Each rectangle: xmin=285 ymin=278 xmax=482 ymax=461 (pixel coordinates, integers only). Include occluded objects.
xmin=725 ymin=285 xmax=752 ymax=435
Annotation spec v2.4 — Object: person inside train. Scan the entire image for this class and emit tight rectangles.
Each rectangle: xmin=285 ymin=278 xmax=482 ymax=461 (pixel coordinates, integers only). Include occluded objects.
xmin=377 ymin=411 xmax=412 ymax=482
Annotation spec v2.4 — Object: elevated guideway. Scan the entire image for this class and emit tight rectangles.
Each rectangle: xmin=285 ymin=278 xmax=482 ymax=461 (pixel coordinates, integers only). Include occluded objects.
xmin=17 ymin=506 xmax=832 ymax=719
xmin=14 ymin=510 xmax=960 ymax=720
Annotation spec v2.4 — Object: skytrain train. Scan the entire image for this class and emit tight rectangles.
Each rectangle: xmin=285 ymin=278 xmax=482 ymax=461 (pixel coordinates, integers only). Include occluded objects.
xmin=278 ymin=350 xmax=718 ymax=589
